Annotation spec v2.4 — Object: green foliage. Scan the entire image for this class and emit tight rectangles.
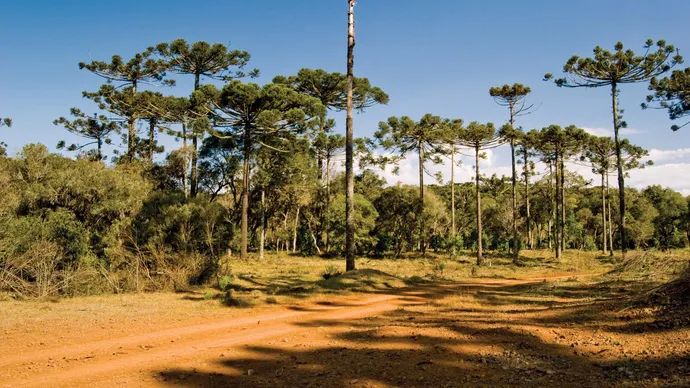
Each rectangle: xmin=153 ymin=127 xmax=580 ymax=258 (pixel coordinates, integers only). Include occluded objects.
xmin=643 ymin=186 xmax=689 ymax=249
xmin=646 ymin=67 xmax=690 ymax=130
xmin=327 ymin=193 xmax=378 ymax=255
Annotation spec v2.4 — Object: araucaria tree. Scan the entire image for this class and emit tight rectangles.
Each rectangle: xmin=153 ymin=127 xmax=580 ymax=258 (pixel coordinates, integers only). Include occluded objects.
xmin=273 ymin=68 xmax=387 ymax=253
xmin=456 ymin=121 xmax=502 ymax=265
xmin=375 ymin=114 xmax=449 ymax=255
xmin=583 ymin=135 xmax=651 ymax=254
xmin=490 ymin=84 xmax=532 ymax=263
xmin=157 ymin=39 xmax=253 ymax=197
xmin=79 ymin=48 xmax=170 ymax=161
xmin=345 ymin=0 xmax=357 ymax=271
xmin=645 ymin=67 xmax=690 ymax=130
xmin=53 ymin=108 xmax=118 ymax=161
xmin=441 ymin=118 xmax=465 ymax=257
xmin=209 ymin=81 xmax=324 ymax=260
xmin=535 ymin=125 xmax=587 ymax=259
xmin=546 ymin=39 xmax=682 ymax=255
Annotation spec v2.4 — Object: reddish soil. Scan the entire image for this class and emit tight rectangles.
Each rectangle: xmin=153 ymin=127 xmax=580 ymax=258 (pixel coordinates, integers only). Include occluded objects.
xmin=1 ymin=275 xmax=689 ymax=387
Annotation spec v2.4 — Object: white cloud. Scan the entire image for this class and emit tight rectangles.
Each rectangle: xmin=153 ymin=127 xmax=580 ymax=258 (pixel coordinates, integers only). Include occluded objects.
xmin=350 ymin=145 xmax=690 ymax=196
xmin=647 ymin=148 xmax=690 ymax=164
xmin=581 ymin=127 xmax=643 ymax=137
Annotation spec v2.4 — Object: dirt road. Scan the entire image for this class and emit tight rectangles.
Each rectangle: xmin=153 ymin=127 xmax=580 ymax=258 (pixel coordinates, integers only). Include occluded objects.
xmin=1 ymin=276 xmax=689 ymax=387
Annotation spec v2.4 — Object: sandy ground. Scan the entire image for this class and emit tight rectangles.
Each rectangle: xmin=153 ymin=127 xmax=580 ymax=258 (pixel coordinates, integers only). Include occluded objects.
xmin=1 ymin=274 xmax=689 ymax=387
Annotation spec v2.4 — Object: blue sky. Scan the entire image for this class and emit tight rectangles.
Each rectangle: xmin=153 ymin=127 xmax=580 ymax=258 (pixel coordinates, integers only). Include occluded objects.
xmin=1 ymin=0 xmax=689 ymax=192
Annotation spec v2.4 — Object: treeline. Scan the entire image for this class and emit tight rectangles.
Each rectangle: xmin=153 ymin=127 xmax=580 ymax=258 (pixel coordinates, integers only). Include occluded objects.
xmin=1 ymin=38 xmax=689 ymax=297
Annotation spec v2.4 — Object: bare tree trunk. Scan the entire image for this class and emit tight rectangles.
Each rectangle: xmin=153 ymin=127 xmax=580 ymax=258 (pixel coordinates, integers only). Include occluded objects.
xmin=190 ymin=74 xmax=201 ymax=198
xmin=191 ymin=136 xmax=198 ymax=197
xmin=554 ymin=158 xmax=561 ymax=259
xmin=240 ymin=126 xmax=250 ymax=260
xmin=606 ymin=172 xmax=614 ymax=256
xmin=292 ymin=207 xmax=300 ymax=254
xmin=611 ymin=82 xmax=626 ymax=257
xmin=560 ymin=152 xmax=565 ymax=253
xmin=324 ymin=156 xmax=331 ymax=254
xmin=475 ymin=145 xmax=483 ymax=265
xmin=510 ymin=138 xmax=518 ymax=263
xmin=601 ymin=172 xmax=607 ymax=255
xmin=148 ymin=118 xmax=156 ymax=162
xmin=508 ymin=108 xmax=519 ymax=263
xmin=523 ymin=149 xmax=532 ymax=249
xmin=450 ymin=146 xmax=456 ymax=258
xmin=418 ymin=145 xmax=426 ymax=256
xmin=127 ymin=81 xmax=138 ymax=161
xmin=182 ymin=123 xmax=189 ymax=198
xmin=344 ymin=0 xmax=356 ymax=271
xmin=548 ymin=162 xmax=554 ymax=251
xmin=259 ymin=189 xmax=265 ymax=260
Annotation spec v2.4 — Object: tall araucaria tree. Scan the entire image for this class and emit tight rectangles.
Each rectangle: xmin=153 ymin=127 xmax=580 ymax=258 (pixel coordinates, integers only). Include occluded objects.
xmin=441 ymin=118 xmax=465 ymax=257
xmin=208 ymin=81 xmax=324 ymax=260
xmin=583 ymin=135 xmax=651 ymax=254
xmin=490 ymin=83 xmax=533 ymax=263
xmin=545 ymin=39 xmax=682 ymax=255
xmin=156 ymin=39 xmax=254 ymax=197
xmin=535 ymin=125 xmax=587 ymax=259
xmin=375 ymin=114 xmax=449 ymax=256
xmin=53 ymin=108 xmax=118 ymax=161
xmin=79 ymin=48 xmax=170 ymax=161
xmin=345 ymin=0 xmax=357 ymax=271
xmin=274 ymin=68 xmax=387 ymax=252
xmin=645 ymin=67 xmax=690 ymax=131
xmin=456 ymin=121 xmax=502 ymax=265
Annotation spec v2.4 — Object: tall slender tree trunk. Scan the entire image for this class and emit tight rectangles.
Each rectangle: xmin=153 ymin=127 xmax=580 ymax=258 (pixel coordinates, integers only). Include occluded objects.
xmin=344 ymin=0 xmax=356 ymax=271
xmin=259 ymin=189 xmax=265 ymax=260
xmin=510 ymin=139 xmax=518 ymax=263
xmin=292 ymin=207 xmax=300 ymax=254
xmin=601 ymin=172 xmax=608 ymax=255
xmin=127 ymin=81 xmax=138 ymax=161
xmin=182 ymin=123 xmax=189 ymax=198
xmin=148 ymin=118 xmax=156 ymax=162
xmin=548 ymin=162 xmax=554 ymax=251
xmin=606 ymin=172 xmax=614 ymax=256
xmin=559 ymin=154 xmax=566 ymax=253
xmin=611 ymin=82 xmax=627 ymax=257
xmin=240 ymin=126 xmax=251 ymax=260
xmin=554 ymin=157 xmax=561 ymax=259
xmin=475 ymin=145 xmax=483 ymax=265
xmin=450 ymin=146 xmax=456 ymax=258
xmin=508 ymin=109 xmax=519 ymax=263
xmin=190 ymin=75 xmax=201 ymax=198
xmin=191 ymin=137 xmax=198 ymax=197
xmin=523 ymin=149 xmax=532 ymax=249
xmin=418 ymin=145 xmax=426 ymax=256
xmin=325 ymin=156 xmax=331 ymax=254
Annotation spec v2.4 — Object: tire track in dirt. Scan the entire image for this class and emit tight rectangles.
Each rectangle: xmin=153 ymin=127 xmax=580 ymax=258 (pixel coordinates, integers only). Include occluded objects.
xmin=0 ymin=291 xmax=426 ymax=387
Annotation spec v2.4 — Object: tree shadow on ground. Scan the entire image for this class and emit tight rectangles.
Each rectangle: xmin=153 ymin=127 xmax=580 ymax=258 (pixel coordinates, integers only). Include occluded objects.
xmin=154 ymin=278 xmax=690 ymax=387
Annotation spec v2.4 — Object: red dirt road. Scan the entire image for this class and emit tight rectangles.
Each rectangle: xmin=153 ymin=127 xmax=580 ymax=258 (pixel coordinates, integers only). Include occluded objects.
xmin=2 ymin=276 xmax=689 ymax=387
xmin=0 ymin=291 xmax=423 ymax=387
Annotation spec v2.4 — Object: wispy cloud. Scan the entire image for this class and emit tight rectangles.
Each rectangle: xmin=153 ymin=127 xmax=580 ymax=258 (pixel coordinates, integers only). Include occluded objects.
xmin=336 ymin=145 xmax=690 ymax=197
xmin=581 ymin=127 xmax=644 ymax=137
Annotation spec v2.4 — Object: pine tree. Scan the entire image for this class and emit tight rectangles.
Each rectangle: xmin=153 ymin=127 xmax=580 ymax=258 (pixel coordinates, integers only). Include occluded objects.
xmin=546 ymin=39 xmax=682 ymax=255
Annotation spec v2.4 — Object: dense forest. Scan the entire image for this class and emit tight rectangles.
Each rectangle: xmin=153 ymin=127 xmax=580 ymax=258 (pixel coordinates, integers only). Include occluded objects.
xmin=1 ymin=38 xmax=689 ymax=298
